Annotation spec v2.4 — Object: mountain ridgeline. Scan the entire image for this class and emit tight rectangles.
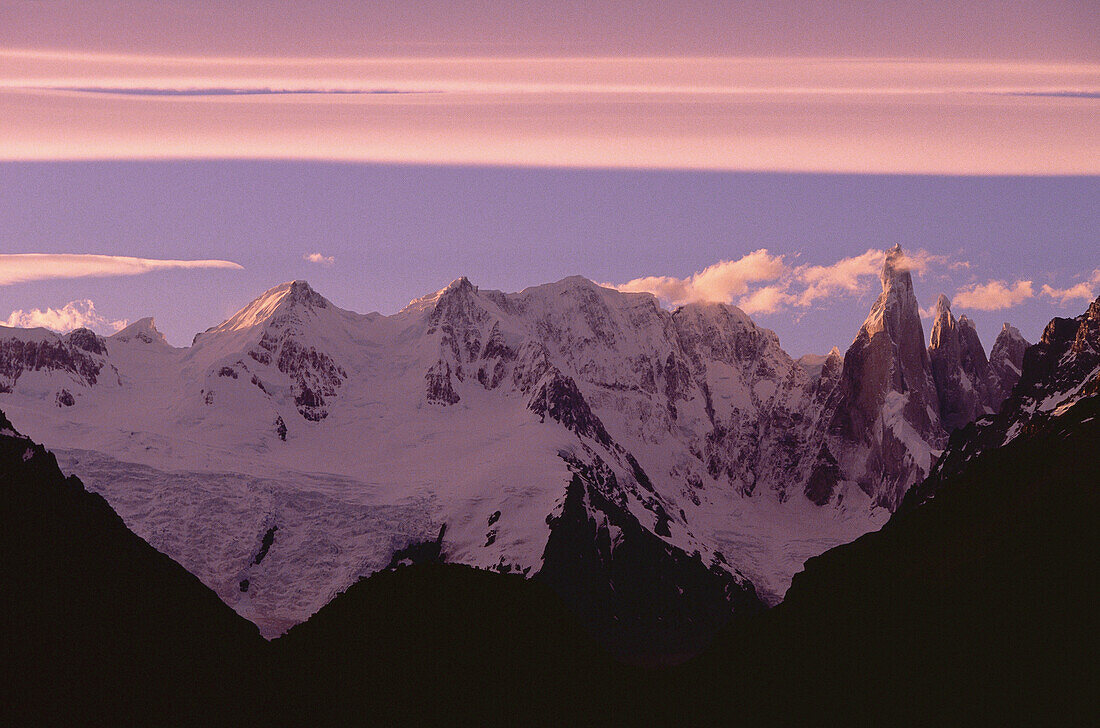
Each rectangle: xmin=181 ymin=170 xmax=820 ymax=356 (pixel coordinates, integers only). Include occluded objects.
xmin=0 ymin=246 xmax=1027 ymax=656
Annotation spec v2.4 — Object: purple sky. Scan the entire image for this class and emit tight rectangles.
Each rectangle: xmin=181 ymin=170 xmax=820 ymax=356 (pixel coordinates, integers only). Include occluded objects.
xmin=1 ymin=161 xmax=1096 ymax=356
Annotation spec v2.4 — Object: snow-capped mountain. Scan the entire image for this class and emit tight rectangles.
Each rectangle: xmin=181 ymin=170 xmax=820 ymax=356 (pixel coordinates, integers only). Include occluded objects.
xmin=0 ymin=246 xmax=1027 ymax=645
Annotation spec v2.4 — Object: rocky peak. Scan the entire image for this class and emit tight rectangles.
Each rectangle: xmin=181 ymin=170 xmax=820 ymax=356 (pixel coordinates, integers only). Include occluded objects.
xmin=822 ymin=346 xmax=843 ymax=374
xmin=282 ymin=280 xmax=329 ymax=310
xmin=864 ymin=244 xmax=922 ymax=337
xmin=989 ymin=323 xmax=1028 ymax=402
xmin=928 ymin=294 xmax=998 ymax=432
xmin=807 ymin=245 xmax=943 ymax=509
xmin=1071 ymin=297 xmax=1100 ymax=357
xmin=930 ymin=293 xmax=952 ymax=330
xmin=929 ymin=296 xmax=1100 ymax=488
xmin=110 ymin=317 xmax=168 ymax=346
xmin=64 ymin=328 xmax=108 ymax=356
xmin=1016 ymin=296 xmax=1100 ymax=400
xmin=427 ymin=277 xmax=484 ymax=328
xmin=928 ymin=294 xmax=957 ymax=353
xmin=188 ymin=281 xmax=350 ymax=422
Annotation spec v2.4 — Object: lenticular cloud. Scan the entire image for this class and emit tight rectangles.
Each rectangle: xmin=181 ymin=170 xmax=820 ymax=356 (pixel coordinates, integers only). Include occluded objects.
xmin=0 ymin=254 xmax=242 ymax=285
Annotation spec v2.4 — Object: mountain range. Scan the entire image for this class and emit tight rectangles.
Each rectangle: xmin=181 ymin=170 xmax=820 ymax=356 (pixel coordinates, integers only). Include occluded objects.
xmin=3 ymin=289 xmax=1095 ymax=724
xmin=0 ymin=245 xmax=1030 ymax=654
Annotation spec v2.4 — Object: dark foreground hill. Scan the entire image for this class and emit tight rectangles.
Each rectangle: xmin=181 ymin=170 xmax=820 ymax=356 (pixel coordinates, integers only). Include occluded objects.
xmin=0 ymin=409 xmax=265 ymax=726
xmin=4 ymin=395 xmax=1095 ymax=725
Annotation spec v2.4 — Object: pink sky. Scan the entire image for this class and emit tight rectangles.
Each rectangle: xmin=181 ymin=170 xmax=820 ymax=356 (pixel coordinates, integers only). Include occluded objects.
xmin=1 ymin=52 xmax=1097 ymax=174
xmin=1 ymin=2 xmax=1097 ymax=173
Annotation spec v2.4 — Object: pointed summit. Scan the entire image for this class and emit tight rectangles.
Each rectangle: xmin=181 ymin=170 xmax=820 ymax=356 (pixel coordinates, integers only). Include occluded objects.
xmin=928 ymin=294 xmax=999 ymax=431
xmin=860 ymin=245 xmax=923 ymax=343
xmin=401 ymin=276 xmax=480 ymax=316
xmin=807 ymin=245 xmax=943 ymax=508
xmin=881 ymin=243 xmax=906 ymax=280
xmin=202 ymin=280 xmax=331 ymax=339
xmin=188 ymin=280 xmax=355 ymax=423
xmin=989 ymin=322 xmax=1029 ymax=403
xmin=281 ymin=280 xmax=329 ymax=309
xmin=928 ymin=294 xmax=954 ymax=350
xmin=933 ymin=293 xmax=951 ymax=318
xmin=110 ymin=317 xmax=168 ymax=346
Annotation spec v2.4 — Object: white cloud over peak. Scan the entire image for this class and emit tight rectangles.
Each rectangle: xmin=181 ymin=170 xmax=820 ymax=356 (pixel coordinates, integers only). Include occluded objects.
xmin=794 ymin=249 xmax=883 ymax=307
xmin=0 ymin=254 xmax=242 ymax=285
xmin=952 ymin=279 xmax=1035 ymax=311
xmin=3 ymin=299 xmax=127 ymax=334
xmin=738 ymin=285 xmax=795 ymax=315
xmin=615 ymin=249 xmax=787 ymax=307
xmin=614 ymin=247 xmax=958 ymax=315
xmin=304 ymin=252 xmax=336 ymax=265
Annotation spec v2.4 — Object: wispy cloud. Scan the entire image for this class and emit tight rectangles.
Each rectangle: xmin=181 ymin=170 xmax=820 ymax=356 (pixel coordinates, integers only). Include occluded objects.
xmin=303 ymin=252 xmax=335 ymax=265
xmin=1040 ymin=269 xmax=1100 ymax=305
xmin=2 ymin=299 xmax=127 ymax=333
xmin=0 ymin=254 xmax=242 ymax=285
xmin=952 ymin=279 xmax=1035 ymax=311
xmin=614 ymin=247 xmax=959 ymax=315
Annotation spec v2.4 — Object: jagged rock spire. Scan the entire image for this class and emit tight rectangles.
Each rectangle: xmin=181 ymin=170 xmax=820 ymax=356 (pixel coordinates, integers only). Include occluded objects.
xmin=928 ymin=295 xmax=999 ymax=432
xmin=989 ymin=322 xmax=1029 ymax=403
xmin=806 ymin=245 xmax=943 ymax=509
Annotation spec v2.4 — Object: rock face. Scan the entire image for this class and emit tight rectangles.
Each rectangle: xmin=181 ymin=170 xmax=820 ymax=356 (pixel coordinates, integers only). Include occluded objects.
xmin=988 ymin=322 xmax=1029 ymax=402
xmin=928 ymin=294 xmax=1000 ymax=431
xmin=0 ymin=326 xmax=113 ymax=395
xmin=808 ymin=245 xmax=944 ymax=509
